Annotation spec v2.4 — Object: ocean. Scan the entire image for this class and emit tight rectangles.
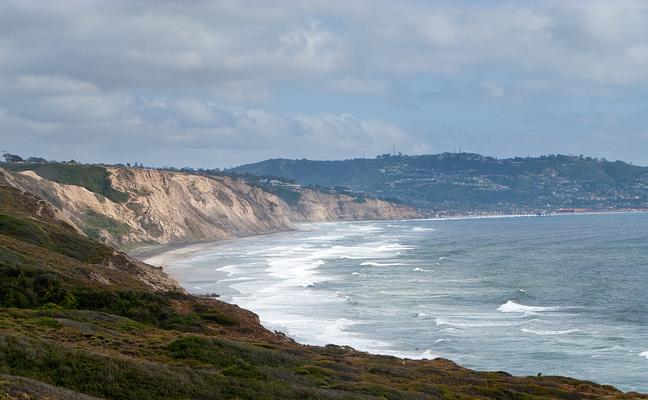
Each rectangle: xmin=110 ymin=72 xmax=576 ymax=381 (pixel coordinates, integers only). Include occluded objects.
xmin=149 ymin=213 xmax=648 ymax=392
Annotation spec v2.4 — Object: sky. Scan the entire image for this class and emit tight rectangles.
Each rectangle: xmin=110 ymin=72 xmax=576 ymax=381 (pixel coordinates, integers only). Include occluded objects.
xmin=2 ymin=0 xmax=648 ymax=168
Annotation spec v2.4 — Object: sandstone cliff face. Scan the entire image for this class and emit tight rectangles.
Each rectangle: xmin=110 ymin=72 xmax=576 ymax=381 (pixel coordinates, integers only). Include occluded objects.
xmin=0 ymin=166 xmax=418 ymax=247
xmin=290 ymin=189 xmax=418 ymax=222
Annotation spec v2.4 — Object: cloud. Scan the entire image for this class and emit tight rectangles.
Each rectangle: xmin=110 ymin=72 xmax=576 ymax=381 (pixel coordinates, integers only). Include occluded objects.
xmin=2 ymin=0 xmax=648 ymax=166
xmin=0 ymin=96 xmax=416 ymax=167
xmin=6 ymin=1 xmax=648 ymax=92
xmin=322 ymin=77 xmax=391 ymax=95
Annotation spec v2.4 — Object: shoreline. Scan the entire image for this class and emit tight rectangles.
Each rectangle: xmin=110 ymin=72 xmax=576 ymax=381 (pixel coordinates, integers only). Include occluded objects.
xmin=129 ymin=209 xmax=648 ymax=263
xmin=129 ymin=213 xmax=648 ymax=393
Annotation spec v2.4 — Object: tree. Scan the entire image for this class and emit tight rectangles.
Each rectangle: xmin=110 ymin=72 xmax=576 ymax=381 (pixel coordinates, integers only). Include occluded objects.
xmin=26 ymin=157 xmax=47 ymax=164
xmin=2 ymin=153 xmax=23 ymax=163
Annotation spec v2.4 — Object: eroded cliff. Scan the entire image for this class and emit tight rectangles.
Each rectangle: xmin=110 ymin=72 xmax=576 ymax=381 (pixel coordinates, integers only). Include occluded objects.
xmin=0 ymin=165 xmax=418 ymax=247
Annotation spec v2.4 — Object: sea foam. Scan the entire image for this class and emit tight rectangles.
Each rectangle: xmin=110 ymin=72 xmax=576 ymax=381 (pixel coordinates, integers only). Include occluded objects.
xmin=521 ymin=328 xmax=583 ymax=335
xmin=412 ymin=227 xmax=435 ymax=232
xmin=497 ymin=300 xmax=561 ymax=314
xmin=418 ymin=349 xmax=438 ymax=359
xmin=360 ymin=261 xmax=406 ymax=267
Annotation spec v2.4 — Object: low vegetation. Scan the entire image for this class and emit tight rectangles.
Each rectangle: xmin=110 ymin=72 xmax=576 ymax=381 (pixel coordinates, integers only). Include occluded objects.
xmin=3 ymin=163 xmax=129 ymax=203
xmin=1 ymin=184 xmax=646 ymax=399
xmin=82 ymin=210 xmax=131 ymax=241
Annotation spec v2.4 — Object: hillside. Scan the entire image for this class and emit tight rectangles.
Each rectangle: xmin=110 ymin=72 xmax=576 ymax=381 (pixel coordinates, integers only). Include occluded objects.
xmin=1 ymin=184 xmax=646 ymax=399
xmin=231 ymin=153 xmax=648 ymax=212
xmin=0 ymin=164 xmax=418 ymax=248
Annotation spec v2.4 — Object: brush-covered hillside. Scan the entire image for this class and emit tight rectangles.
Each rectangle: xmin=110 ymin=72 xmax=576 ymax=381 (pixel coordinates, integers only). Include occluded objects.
xmin=231 ymin=153 xmax=648 ymax=212
xmin=0 ymin=163 xmax=418 ymax=248
xmin=1 ymin=184 xmax=647 ymax=399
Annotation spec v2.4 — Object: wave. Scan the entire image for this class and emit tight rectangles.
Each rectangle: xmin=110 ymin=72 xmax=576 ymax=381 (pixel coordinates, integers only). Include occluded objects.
xmin=217 ymin=264 xmax=246 ymax=274
xmin=221 ymin=277 xmax=249 ymax=283
xmin=351 ymin=271 xmax=366 ymax=277
xmin=312 ymin=318 xmax=392 ymax=351
xmin=412 ymin=227 xmax=435 ymax=232
xmin=360 ymin=261 xmax=406 ymax=267
xmin=320 ymin=242 xmax=413 ymax=260
xmin=348 ymin=224 xmax=383 ymax=233
xmin=497 ymin=300 xmax=561 ymax=314
xmin=434 ymin=317 xmax=518 ymax=328
xmin=266 ymin=258 xmax=327 ymax=288
xmin=304 ymin=234 xmax=345 ymax=242
xmin=521 ymin=328 xmax=583 ymax=335
xmin=412 ymin=267 xmax=428 ymax=272
xmin=418 ymin=349 xmax=438 ymax=359
xmin=639 ymin=351 xmax=648 ymax=359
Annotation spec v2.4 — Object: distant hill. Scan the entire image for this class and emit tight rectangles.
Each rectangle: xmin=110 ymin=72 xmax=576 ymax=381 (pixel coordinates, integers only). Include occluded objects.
xmin=231 ymin=153 xmax=648 ymax=212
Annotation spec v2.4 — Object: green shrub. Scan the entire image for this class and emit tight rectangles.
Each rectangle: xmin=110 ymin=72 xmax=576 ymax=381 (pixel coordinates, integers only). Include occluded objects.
xmin=4 ymin=163 xmax=129 ymax=203
xmin=0 ymin=334 xmax=223 ymax=400
xmin=0 ymin=265 xmax=77 ymax=309
xmin=82 ymin=210 xmax=130 ymax=241
xmin=0 ymin=211 xmax=112 ymax=264
xmin=222 ymin=359 xmax=263 ymax=379
xmin=0 ymin=214 xmax=52 ymax=248
xmin=36 ymin=317 xmax=62 ymax=329
xmin=199 ymin=311 xmax=237 ymax=326
xmin=168 ymin=336 xmax=303 ymax=370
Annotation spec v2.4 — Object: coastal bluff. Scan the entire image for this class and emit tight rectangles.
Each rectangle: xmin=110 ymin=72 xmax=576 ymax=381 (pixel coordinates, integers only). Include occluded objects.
xmin=0 ymin=165 xmax=418 ymax=247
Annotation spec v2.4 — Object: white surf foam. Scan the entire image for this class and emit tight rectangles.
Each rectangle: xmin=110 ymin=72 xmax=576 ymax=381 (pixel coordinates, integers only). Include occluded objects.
xmin=217 ymin=264 xmax=246 ymax=275
xmin=521 ymin=328 xmax=583 ymax=335
xmin=418 ymin=349 xmax=438 ymax=359
xmin=639 ymin=351 xmax=648 ymax=359
xmin=379 ymin=348 xmax=441 ymax=360
xmin=266 ymin=257 xmax=327 ymax=288
xmin=497 ymin=300 xmax=561 ymax=314
xmin=412 ymin=267 xmax=428 ymax=272
xmin=360 ymin=261 xmax=406 ymax=267
xmin=434 ymin=317 xmax=519 ymax=328
xmin=412 ymin=227 xmax=435 ymax=232
xmin=266 ymin=317 xmax=393 ymax=353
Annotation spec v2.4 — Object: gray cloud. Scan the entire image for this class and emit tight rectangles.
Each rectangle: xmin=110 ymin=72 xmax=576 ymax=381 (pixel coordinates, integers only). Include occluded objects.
xmin=2 ymin=0 xmax=648 ymax=166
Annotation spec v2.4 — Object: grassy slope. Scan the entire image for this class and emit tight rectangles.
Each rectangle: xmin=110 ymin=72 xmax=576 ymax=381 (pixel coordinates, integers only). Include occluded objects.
xmin=1 ymin=185 xmax=646 ymax=400
xmin=2 ymin=163 xmax=129 ymax=203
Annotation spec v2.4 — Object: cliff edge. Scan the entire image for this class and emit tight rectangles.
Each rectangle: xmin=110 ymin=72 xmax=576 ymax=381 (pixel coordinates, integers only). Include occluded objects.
xmin=0 ymin=165 xmax=418 ymax=247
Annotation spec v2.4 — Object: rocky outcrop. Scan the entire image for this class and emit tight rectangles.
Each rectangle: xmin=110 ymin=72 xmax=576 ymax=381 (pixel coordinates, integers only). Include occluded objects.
xmin=0 ymin=166 xmax=418 ymax=247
